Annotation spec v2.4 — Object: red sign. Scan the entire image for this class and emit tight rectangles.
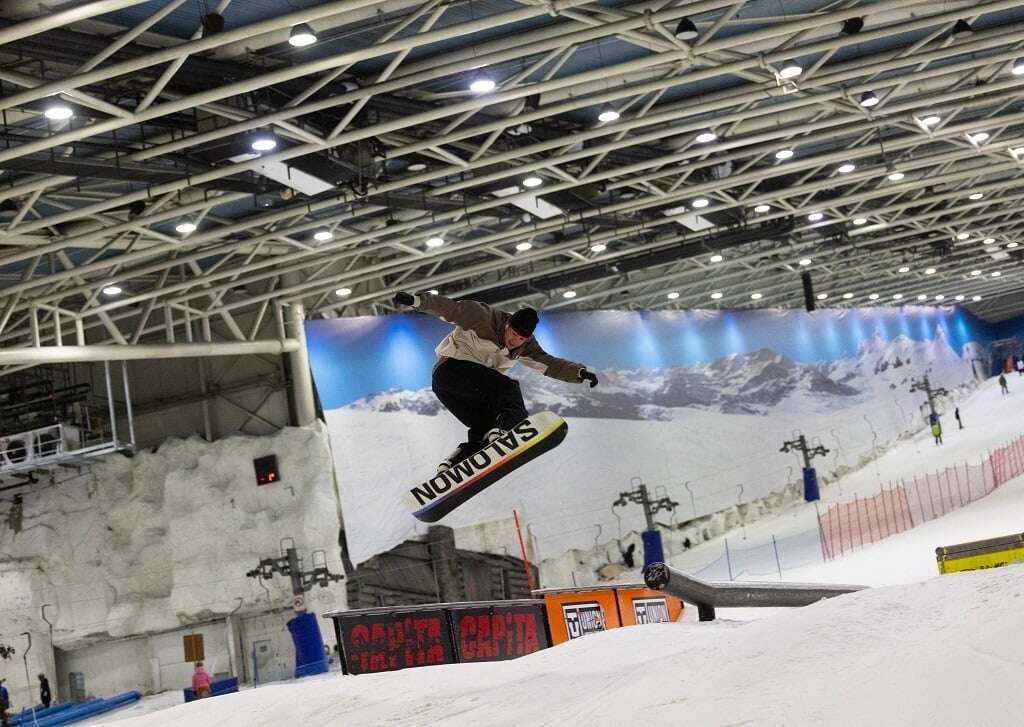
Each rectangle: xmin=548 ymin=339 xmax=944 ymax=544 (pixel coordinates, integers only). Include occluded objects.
xmin=340 ymin=611 xmax=452 ymax=675
xmin=454 ymin=606 xmax=548 ymax=662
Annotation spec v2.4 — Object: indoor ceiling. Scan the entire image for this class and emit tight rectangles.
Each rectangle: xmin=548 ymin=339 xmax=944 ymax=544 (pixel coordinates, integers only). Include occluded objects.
xmin=3 ymin=0 xmax=1024 ymax=359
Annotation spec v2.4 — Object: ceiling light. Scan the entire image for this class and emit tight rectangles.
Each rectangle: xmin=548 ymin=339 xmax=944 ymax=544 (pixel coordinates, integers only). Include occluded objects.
xmin=798 ymin=258 xmax=812 ymax=266
xmin=1012 ymin=147 xmax=1024 ymax=157
xmin=869 ymin=293 xmax=879 ymax=300
xmin=991 ymin=271 xmax=1002 ymax=277
xmin=335 ymin=287 xmax=352 ymax=297
xmin=917 ymin=294 xmax=928 ymax=301
xmin=779 ymin=61 xmax=802 ymax=79
xmin=972 ymin=295 xmax=982 ymax=301
xmin=970 ymin=269 xmax=982 ymax=276
xmin=968 ymin=131 xmax=990 ymax=144
xmin=956 ymin=232 xmax=970 ymax=240
xmin=408 ymin=162 xmax=427 ymax=172
xmin=288 ymin=23 xmax=317 ymax=47
xmin=892 ymin=293 xmax=903 ymax=300
xmin=1008 ymin=242 xmax=1019 ymax=248
xmin=175 ymin=221 xmax=196 ymax=234
xmin=709 ymin=254 xmax=723 ymax=263
xmin=598 ymin=104 xmax=620 ymax=123
xmin=428 ymin=289 xmax=439 ymax=295
xmin=515 ymin=242 xmax=533 ymax=252
xmin=969 ymin=192 xmax=984 ymax=200
xmin=43 ymin=100 xmax=73 ymax=121
xmin=887 ymin=170 xmax=905 ymax=182
xmin=563 ymin=290 xmax=577 ymax=299
xmin=692 ymin=198 xmax=710 ymax=208
xmin=750 ymin=292 xmax=763 ymax=300
xmin=470 ymin=77 xmax=496 ymax=94
xmin=925 ymin=267 xmax=936 ymax=274
xmin=754 ymin=204 xmax=771 ymax=213
xmin=775 ymin=148 xmax=794 ymax=160
xmin=920 ymin=115 xmax=941 ymax=127
xmin=898 ymin=266 xmax=910 ymax=273
xmin=591 ymin=243 xmax=607 ymax=253
xmin=250 ymin=130 xmax=277 ymax=152
xmin=935 ymin=295 xmax=945 ymax=301
xmin=983 ymin=237 xmax=996 ymax=245
xmin=102 ymin=285 xmax=122 ymax=296
xmin=674 ymin=17 xmax=699 ymax=40
xmin=838 ymin=163 xmax=856 ymax=174
xmin=695 ymin=130 xmax=717 ymax=144
xmin=426 ymin=236 xmax=445 ymax=248
xmin=313 ymin=230 xmax=333 ymax=241
xmin=522 ymin=175 xmax=543 ymax=188
xmin=816 ymin=293 xmax=828 ymax=300
xmin=808 ymin=211 xmax=824 ymax=222
xmin=710 ymin=292 xmax=723 ymax=300
xmin=667 ymin=292 xmax=680 ymax=300
xmin=853 ymin=217 xmax=868 ymax=225
xmin=955 ymin=294 xmax=965 ymax=301
xmin=1012 ymin=59 xmax=1024 ymax=76
xmin=842 ymin=292 xmax=854 ymax=299
xmin=859 ymin=91 xmax=879 ymax=108
xmin=952 ymin=19 xmax=973 ymax=38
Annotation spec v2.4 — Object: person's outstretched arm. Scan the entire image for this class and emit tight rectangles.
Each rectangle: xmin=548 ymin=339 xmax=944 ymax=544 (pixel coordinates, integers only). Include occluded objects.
xmin=518 ymin=338 xmax=598 ymax=386
xmin=394 ymin=291 xmax=494 ymax=331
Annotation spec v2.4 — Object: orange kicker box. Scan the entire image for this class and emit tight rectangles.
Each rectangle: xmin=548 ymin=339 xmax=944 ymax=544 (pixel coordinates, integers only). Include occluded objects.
xmin=538 ymin=583 xmax=684 ymax=645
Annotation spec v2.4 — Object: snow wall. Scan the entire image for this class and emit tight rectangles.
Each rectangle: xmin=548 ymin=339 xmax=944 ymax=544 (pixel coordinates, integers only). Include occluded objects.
xmin=307 ymin=305 xmax=994 ymax=568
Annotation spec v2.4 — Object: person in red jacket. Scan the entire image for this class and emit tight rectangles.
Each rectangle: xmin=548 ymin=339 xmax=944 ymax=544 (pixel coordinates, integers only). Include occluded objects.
xmin=192 ymin=662 xmax=212 ymax=699
xmin=394 ymin=291 xmax=597 ymax=472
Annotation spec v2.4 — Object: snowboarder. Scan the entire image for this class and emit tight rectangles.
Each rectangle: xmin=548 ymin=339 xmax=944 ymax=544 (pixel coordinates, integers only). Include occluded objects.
xmin=931 ymin=420 xmax=943 ymax=446
xmin=999 ymin=373 xmax=1009 ymax=394
xmin=37 ymin=674 xmax=50 ymax=709
xmin=954 ymin=407 xmax=964 ymax=429
xmin=393 ymin=291 xmax=598 ymax=472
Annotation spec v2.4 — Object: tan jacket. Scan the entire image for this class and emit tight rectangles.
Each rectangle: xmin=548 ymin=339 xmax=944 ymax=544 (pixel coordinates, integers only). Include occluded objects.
xmin=413 ymin=293 xmax=586 ymax=383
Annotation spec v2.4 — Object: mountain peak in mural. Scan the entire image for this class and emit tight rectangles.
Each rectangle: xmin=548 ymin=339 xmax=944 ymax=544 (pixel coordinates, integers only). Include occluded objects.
xmin=344 ymin=333 xmax=974 ymax=420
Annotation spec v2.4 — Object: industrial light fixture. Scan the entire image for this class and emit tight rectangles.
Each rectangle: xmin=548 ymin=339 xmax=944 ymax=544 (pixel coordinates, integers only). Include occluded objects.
xmin=563 ymin=290 xmax=577 ymax=299
xmin=250 ymin=129 xmax=278 ymax=152
xmin=335 ymin=287 xmax=352 ymax=296
xmin=779 ymin=60 xmax=802 ymax=79
xmin=898 ymin=266 xmax=910 ymax=273
xmin=859 ymin=91 xmax=879 ymax=107
xmin=709 ymin=254 xmax=723 ymax=263
xmin=1008 ymin=242 xmax=1020 ymax=248
xmin=43 ymin=100 xmax=73 ymax=120
xmin=674 ymin=17 xmax=699 ymax=41
xmin=983 ymin=237 xmax=995 ymax=244
xmin=970 ymin=269 xmax=982 ymax=276
xmin=695 ymin=130 xmax=717 ymax=144
xmin=887 ymin=170 xmax=905 ymax=182
xmin=754 ymin=204 xmax=771 ymax=213
xmin=426 ymin=236 xmax=445 ymax=248
xmin=951 ymin=19 xmax=973 ymax=39
xmin=807 ymin=211 xmax=824 ymax=222
xmin=590 ymin=243 xmax=607 ymax=252
xmin=515 ymin=242 xmax=533 ymax=251
xmin=692 ymin=198 xmax=710 ymax=208
xmin=470 ymin=77 xmax=496 ymax=94
xmin=102 ymin=285 xmax=123 ymax=296
xmin=428 ymin=289 xmax=439 ymax=295
xmin=710 ymin=292 xmax=723 ymax=300
xmin=816 ymin=293 xmax=829 ymax=300
xmin=408 ymin=162 xmax=427 ymax=172
xmin=925 ymin=267 xmax=936 ymax=274
xmin=853 ymin=217 xmax=868 ymax=225
xmin=288 ymin=23 xmax=317 ymax=47
xmin=992 ymin=271 xmax=1002 ymax=277
xmin=869 ymin=293 xmax=880 ymax=300
xmin=892 ymin=293 xmax=903 ymax=300
xmin=956 ymin=232 xmax=970 ymax=240
xmin=314 ymin=230 xmax=333 ymax=241
xmin=917 ymin=294 xmax=928 ymax=301
xmin=969 ymin=192 xmax=984 ymax=200
xmin=598 ymin=104 xmax=620 ymax=123
xmin=842 ymin=292 xmax=854 ymax=299
xmin=522 ymin=175 xmax=543 ymax=188
xmin=667 ymin=291 xmax=680 ymax=300
xmin=775 ymin=148 xmax=794 ymax=160
xmin=955 ymin=294 xmax=965 ymax=301
xmin=968 ymin=131 xmax=990 ymax=144
xmin=798 ymin=258 xmax=812 ymax=266
xmin=920 ymin=114 xmax=941 ymax=127
xmin=972 ymin=295 xmax=982 ymax=301
xmin=935 ymin=295 xmax=945 ymax=301
xmin=750 ymin=292 xmax=764 ymax=300
xmin=837 ymin=163 xmax=856 ymax=174
xmin=1013 ymin=58 xmax=1024 ymax=75
xmin=175 ymin=221 xmax=197 ymax=234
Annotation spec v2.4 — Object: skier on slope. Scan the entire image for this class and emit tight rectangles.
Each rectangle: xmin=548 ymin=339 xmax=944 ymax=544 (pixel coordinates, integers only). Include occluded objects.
xmin=393 ymin=291 xmax=598 ymax=472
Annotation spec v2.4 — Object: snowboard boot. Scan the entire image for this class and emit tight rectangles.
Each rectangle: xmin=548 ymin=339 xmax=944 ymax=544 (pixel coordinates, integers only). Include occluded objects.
xmin=436 ymin=441 xmax=481 ymax=474
xmin=484 ymin=427 xmax=506 ymax=443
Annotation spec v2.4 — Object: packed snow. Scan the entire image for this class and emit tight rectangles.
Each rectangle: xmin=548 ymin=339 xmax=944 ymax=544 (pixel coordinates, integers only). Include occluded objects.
xmin=90 ymin=373 xmax=1024 ymax=725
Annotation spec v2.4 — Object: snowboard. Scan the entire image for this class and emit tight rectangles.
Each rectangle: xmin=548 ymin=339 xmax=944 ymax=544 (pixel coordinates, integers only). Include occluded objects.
xmin=406 ymin=411 xmax=568 ymax=523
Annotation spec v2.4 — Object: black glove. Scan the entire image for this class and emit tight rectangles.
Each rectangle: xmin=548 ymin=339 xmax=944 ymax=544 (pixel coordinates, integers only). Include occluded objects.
xmin=393 ymin=292 xmax=416 ymax=307
xmin=579 ymin=369 xmax=598 ymax=388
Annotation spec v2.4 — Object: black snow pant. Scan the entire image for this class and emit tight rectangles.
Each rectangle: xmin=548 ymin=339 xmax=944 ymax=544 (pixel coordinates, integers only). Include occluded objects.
xmin=432 ymin=358 xmax=529 ymax=455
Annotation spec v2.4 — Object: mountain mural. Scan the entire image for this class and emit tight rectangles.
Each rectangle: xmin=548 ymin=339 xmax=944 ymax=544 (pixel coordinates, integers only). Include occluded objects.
xmin=345 ymin=331 xmax=977 ymax=420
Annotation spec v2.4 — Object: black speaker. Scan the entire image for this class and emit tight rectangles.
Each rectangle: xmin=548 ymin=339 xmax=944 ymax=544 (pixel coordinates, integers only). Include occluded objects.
xmin=801 ymin=271 xmax=816 ymax=312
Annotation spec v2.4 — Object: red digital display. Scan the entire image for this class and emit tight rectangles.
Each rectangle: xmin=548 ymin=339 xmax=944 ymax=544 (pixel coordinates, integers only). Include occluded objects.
xmin=254 ymin=455 xmax=280 ymax=485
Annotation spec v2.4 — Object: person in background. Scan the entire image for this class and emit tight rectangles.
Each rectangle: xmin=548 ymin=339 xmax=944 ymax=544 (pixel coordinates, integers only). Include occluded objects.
xmin=999 ymin=373 xmax=1009 ymax=395
xmin=0 ymin=678 xmax=9 ymax=727
xmin=931 ymin=419 xmax=943 ymax=446
xmin=1017 ymin=357 xmax=1024 ymax=377
xmin=954 ymin=407 xmax=964 ymax=429
xmin=192 ymin=662 xmax=212 ymax=699
xmin=37 ymin=674 xmax=51 ymax=709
